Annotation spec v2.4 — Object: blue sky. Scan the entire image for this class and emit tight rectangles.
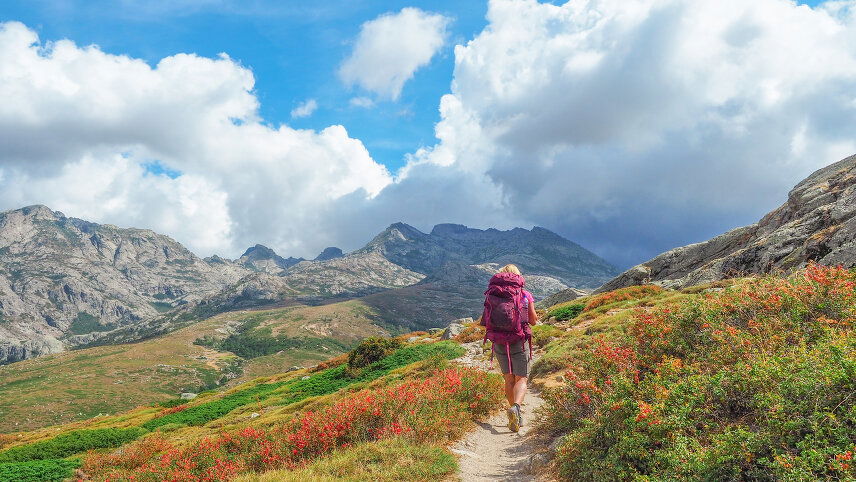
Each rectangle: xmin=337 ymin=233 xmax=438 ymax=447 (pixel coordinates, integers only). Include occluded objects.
xmin=1 ymin=0 xmax=492 ymax=171
xmin=0 ymin=0 xmax=853 ymax=269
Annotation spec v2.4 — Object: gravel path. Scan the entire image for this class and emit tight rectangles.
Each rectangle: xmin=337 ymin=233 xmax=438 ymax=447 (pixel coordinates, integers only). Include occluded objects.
xmin=452 ymin=342 xmax=550 ymax=482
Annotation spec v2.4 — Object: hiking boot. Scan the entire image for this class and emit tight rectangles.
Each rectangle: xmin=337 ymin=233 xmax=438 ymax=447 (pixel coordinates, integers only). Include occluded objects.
xmin=507 ymin=404 xmax=521 ymax=432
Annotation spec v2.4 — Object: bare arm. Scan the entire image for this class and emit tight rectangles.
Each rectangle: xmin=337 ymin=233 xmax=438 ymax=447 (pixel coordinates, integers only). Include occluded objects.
xmin=528 ymin=302 xmax=538 ymax=325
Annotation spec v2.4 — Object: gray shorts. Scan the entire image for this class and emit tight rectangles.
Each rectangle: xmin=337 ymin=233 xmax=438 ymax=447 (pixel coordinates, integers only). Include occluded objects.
xmin=494 ymin=340 xmax=529 ymax=377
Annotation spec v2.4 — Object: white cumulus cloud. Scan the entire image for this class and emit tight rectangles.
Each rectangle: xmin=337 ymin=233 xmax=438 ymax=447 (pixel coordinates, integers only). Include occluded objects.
xmin=339 ymin=7 xmax=450 ymax=101
xmin=0 ymin=21 xmax=391 ymax=258
xmin=290 ymin=98 xmax=318 ymax=118
xmin=404 ymin=0 xmax=856 ymax=266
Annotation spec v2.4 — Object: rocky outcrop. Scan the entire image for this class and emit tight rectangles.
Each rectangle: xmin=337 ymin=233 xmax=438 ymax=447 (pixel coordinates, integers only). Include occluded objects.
xmin=598 ymin=154 xmax=856 ymax=292
xmin=238 ymin=244 xmax=303 ymax=273
xmin=314 ymin=247 xmax=344 ymax=261
xmin=537 ymin=287 xmax=590 ymax=309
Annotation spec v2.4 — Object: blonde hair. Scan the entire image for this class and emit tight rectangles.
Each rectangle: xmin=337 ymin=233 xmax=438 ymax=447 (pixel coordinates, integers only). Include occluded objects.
xmin=498 ymin=264 xmax=521 ymax=275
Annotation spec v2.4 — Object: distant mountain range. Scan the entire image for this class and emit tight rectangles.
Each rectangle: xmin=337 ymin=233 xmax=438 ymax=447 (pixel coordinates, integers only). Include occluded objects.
xmin=598 ymin=154 xmax=856 ymax=292
xmin=0 ymin=209 xmax=618 ymax=364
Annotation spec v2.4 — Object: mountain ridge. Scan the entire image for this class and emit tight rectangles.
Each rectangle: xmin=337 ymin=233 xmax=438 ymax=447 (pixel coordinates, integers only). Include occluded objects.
xmin=597 ymin=154 xmax=856 ymax=292
xmin=0 ymin=208 xmax=616 ymax=363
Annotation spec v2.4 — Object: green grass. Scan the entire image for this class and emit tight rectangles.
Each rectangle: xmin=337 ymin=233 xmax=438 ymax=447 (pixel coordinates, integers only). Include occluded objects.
xmin=143 ymin=342 xmax=464 ymax=430
xmin=0 ymin=428 xmax=145 ymax=463
xmin=236 ymin=438 xmax=457 ymax=482
xmin=0 ymin=459 xmax=80 ymax=482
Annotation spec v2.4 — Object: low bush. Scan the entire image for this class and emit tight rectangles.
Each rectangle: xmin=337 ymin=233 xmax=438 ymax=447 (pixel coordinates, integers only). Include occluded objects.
xmin=545 ymin=264 xmax=856 ymax=480
xmin=157 ymin=398 xmax=187 ymax=408
xmin=531 ymin=324 xmax=563 ymax=347
xmin=454 ymin=322 xmax=485 ymax=343
xmin=547 ymin=303 xmax=584 ymax=321
xmin=0 ymin=459 xmax=80 ymax=482
xmin=583 ymin=285 xmax=664 ymax=312
xmin=0 ymin=427 xmax=145 ymax=463
xmin=81 ymin=366 xmax=502 ymax=481
xmin=347 ymin=337 xmax=402 ymax=373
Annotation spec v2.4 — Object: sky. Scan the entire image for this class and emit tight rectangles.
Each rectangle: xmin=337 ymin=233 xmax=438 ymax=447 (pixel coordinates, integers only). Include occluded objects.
xmin=0 ymin=0 xmax=854 ymax=269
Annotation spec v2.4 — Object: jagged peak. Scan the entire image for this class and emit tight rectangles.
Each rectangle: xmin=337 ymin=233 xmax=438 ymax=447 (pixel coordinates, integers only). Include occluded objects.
xmin=314 ymin=247 xmax=344 ymax=261
xmin=430 ymin=223 xmax=470 ymax=236
xmin=240 ymin=244 xmax=277 ymax=259
xmin=6 ymin=204 xmax=62 ymax=219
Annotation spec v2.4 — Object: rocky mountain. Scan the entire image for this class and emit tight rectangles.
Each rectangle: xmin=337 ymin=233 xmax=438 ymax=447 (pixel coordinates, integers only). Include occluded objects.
xmin=0 ymin=205 xmax=252 ymax=363
xmin=598 ymin=154 xmax=856 ymax=292
xmin=359 ymin=222 xmax=616 ymax=290
xmin=314 ymin=247 xmax=344 ymax=261
xmin=238 ymin=244 xmax=303 ymax=273
xmin=0 ymin=208 xmax=616 ymax=364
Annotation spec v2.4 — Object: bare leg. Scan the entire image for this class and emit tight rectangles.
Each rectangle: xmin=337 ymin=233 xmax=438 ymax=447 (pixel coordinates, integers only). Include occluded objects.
xmin=503 ymin=373 xmax=516 ymax=405
xmin=513 ymin=376 xmax=528 ymax=405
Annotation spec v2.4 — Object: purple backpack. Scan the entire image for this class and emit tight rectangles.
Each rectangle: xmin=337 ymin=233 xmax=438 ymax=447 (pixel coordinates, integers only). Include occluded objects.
xmin=481 ymin=273 xmax=533 ymax=367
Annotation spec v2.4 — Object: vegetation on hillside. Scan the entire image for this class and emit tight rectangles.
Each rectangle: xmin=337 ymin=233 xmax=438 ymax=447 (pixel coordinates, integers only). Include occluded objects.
xmin=82 ymin=366 xmax=501 ymax=480
xmin=539 ymin=264 xmax=856 ymax=480
xmin=0 ymin=338 xmax=475 ymax=482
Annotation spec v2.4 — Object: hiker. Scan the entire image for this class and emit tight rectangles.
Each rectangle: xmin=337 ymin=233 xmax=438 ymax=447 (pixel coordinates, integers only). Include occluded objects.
xmin=480 ymin=264 xmax=537 ymax=433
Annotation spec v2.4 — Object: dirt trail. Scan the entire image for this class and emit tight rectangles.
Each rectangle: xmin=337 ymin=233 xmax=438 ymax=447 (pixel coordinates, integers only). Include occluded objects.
xmin=452 ymin=342 xmax=549 ymax=482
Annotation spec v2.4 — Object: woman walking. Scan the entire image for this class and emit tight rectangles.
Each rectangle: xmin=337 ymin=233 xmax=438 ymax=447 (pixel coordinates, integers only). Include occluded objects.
xmin=481 ymin=264 xmax=538 ymax=432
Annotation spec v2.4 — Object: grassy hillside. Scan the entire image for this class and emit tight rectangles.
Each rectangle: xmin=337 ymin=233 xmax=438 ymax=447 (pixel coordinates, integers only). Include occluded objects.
xmin=534 ymin=264 xmax=855 ymax=480
xmin=0 ymin=299 xmax=387 ymax=433
xmin=1 ymin=264 xmax=851 ymax=481
xmin=0 ymin=336 xmax=500 ymax=481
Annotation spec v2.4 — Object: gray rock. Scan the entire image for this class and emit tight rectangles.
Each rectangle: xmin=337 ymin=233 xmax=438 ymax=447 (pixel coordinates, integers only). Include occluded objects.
xmin=287 ymin=366 xmax=302 ymax=372
xmin=598 ymin=154 xmax=856 ymax=292
xmin=250 ymin=412 xmax=260 ymax=418
xmin=180 ymin=393 xmax=197 ymax=400
xmin=528 ymin=452 xmax=551 ymax=474
xmin=441 ymin=319 xmax=470 ymax=340
xmin=407 ymin=336 xmax=421 ymax=343
xmin=537 ymin=287 xmax=590 ymax=309
xmin=549 ymin=435 xmax=566 ymax=452
xmin=301 ymin=375 xmax=311 ymax=380
xmin=428 ymin=328 xmax=445 ymax=335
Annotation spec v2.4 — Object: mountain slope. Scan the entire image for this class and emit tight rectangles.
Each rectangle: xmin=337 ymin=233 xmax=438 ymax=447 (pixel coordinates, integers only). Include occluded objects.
xmin=0 ymin=208 xmax=616 ymax=364
xmin=0 ymin=206 xmax=252 ymax=363
xmin=598 ymin=154 xmax=856 ymax=292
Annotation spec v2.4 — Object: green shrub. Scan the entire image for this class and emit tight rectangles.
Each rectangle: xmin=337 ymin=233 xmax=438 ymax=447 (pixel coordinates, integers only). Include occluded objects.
xmin=548 ymin=304 xmax=584 ymax=321
xmin=531 ymin=324 xmax=563 ymax=347
xmin=347 ymin=337 xmax=402 ymax=373
xmin=546 ymin=266 xmax=856 ymax=480
xmin=0 ymin=428 xmax=145 ymax=462
xmin=0 ymin=459 xmax=80 ymax=482
xmin=157 ymin=398 xmax=187 ymax=408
